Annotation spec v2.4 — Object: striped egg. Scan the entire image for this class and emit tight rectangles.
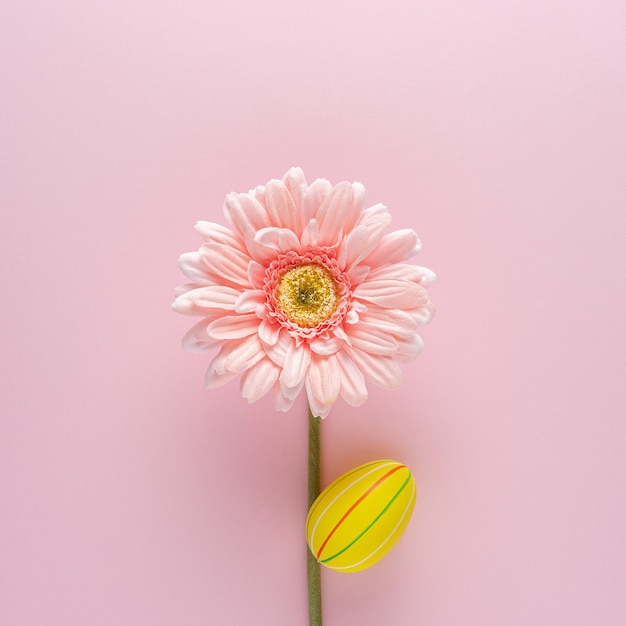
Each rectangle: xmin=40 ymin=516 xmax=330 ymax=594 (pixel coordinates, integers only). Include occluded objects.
xmin=306 ymin=460 xmax=416 ymax=573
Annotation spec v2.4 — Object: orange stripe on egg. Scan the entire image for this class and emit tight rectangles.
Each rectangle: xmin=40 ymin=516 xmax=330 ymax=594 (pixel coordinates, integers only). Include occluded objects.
xmin=305 ymin=459 xmax=383 ymax=539
xmin=315 ymin=464 xmax=405 ymax=560
xmin=329 ymin=478 xmax=416 ymax=571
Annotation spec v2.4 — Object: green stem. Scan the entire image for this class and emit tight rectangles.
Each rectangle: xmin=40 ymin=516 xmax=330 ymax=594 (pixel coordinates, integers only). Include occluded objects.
xmin=307 ymin=406 xmax=322 ymax=626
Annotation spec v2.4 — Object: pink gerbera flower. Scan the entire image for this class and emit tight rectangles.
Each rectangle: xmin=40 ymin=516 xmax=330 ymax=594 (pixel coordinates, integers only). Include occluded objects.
xmin=173 ymin=168 xmax=435 ymax=418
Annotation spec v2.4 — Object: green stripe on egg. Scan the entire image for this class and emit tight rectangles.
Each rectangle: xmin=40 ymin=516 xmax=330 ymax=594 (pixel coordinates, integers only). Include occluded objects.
xmin=305 ymin=460 xmax=417 ymax=573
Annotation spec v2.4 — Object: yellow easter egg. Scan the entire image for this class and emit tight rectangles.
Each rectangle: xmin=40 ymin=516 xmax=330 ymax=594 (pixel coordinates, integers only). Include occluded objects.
xmin=306 ymin=460 xmax=416 ymax=573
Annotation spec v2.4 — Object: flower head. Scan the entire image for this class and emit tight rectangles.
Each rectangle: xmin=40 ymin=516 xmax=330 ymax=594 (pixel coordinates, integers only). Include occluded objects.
xmin=173 ymin=168 xmax=435 ymax=418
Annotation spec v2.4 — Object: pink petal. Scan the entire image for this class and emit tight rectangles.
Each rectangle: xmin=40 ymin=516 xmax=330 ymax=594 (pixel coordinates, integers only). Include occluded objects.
xmin=336 ymin=351 xmax=368 ymax=407
xmin=265 ymin=179 xmax=301 ymax=234
xmin=412 ymin=301 xmax=436 ymax=325
xmin=302 ymin=178 xmax=332 ymax=224
xmin=346 ymin=324 xmax=399 ymax=355
xmin=181 ymin=318 xmax=218 ymax=352
xmin=247 ymin=260 xmax=267 ymax=289
xmin=234 ymin=290 xmax=265 ymax=314
xmin=174 ymin=283 xmax=196 ymax=297
xmin=204 ymin=367 xmax=239 ymax=389
xmin=414 ymin=265 xmax=436 ymax=287
xmin=280 ymin=378 xmax=305 ymax=402
xmin=366 ymin=264 xmax=412 ymax=282
xmin=243 ymin=225 xmax=274 ymax=265
xmin=203 ymin=335 xmax=264 ymax=385
xmin=309 ymin=335 xmax=344 ymax=355
xmin=333 ymin=326 xmax=351 ymax=344
xmin=358 ymin=202 xmax=391 ymax=229
xmin=347 ymin=264 xmax=370 ymax=286
xmin=396 ymin=334 xmax=425 ymax=360
xmin=315 ymin=181 xmax=354 ymax=247
xmin=281 ymin=167 xmax=307 ymax=211
xmin=306 ymin=354 xmax=340 ymax=406
xmin=240 ymin=358 xmax=281 ymax=402
xmin=358 ymin=312 xmax=417 ymax=340
xmin=367 ymin=263 xmax=432 ymax=286
xmin=223 ymin=192 xmax=269 ymax=235
xmin=199 ymin=242 xmax=251 ymax=286
xmin=204 ymin=347 xmax=240 ymax=388
xmin=206 ymin=314 xmax=259 ymax=340
xmin=253 ymin=185 xmax=268 ymax=210
xmin=300 ymin=219 xmax=319 ymax=248
xmin=339 ymin=224 xmax=369 ymax=270
xmin=305 ymin=379 xmax=333 ymax=419
xmin=273 ymin=380 xmax=298 ymax=412
xmin=224 ymin=335 xmax=265 ymax=372
xmin=194 ymin=221 xmax=244 ymax=251
xmin=353 ymin=278 xmax=428 ymax=308
xmin=346 ymin=348 xmax=403 ymax=390
xmin=364 ymin=229 xmax=421 ymax=269
xmin=171 ymin=294 xmax=201 ymax=316
xmin=351 ymin=181 xmax=366 ymax=213
xmin=345 ymin=309 xmax=360 ymax=324
xmin=178 ymin=252 xmax=214 ymax=284
xmin=345 ymin=203 xmax=392 ymax=267
xmin=255 ymin=226 xmax=301 ymax=252
xmin=280 ymin=341 xmax=311 ymax=392
xmin=263 ymin=328 xmax=291 ymax=365
xmin=258 ymin=319 xmax=282 ymax=346
xmin=368 ymin=307 xmax=418 ymax=328
xmin=181 ymin=285 xmax=240 ymax=311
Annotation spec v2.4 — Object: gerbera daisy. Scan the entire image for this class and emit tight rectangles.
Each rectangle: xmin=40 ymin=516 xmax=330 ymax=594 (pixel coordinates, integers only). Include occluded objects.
xmin=173 ymin=167 xmax=435 ymax=418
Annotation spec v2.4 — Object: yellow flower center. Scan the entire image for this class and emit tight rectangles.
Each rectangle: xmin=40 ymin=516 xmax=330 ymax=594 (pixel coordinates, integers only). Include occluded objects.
xmin=275 ymin=264 xmax=339 ymax=328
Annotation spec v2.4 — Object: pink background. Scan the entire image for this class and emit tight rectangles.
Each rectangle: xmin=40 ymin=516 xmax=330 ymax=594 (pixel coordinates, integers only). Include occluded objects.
xmin=2 ymin=0 xmax=625 ymax=624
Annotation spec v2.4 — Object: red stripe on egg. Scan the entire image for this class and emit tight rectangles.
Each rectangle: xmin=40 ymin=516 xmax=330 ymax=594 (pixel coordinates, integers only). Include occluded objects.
xmin=315 ymin=464 xmax=405 ymax=560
